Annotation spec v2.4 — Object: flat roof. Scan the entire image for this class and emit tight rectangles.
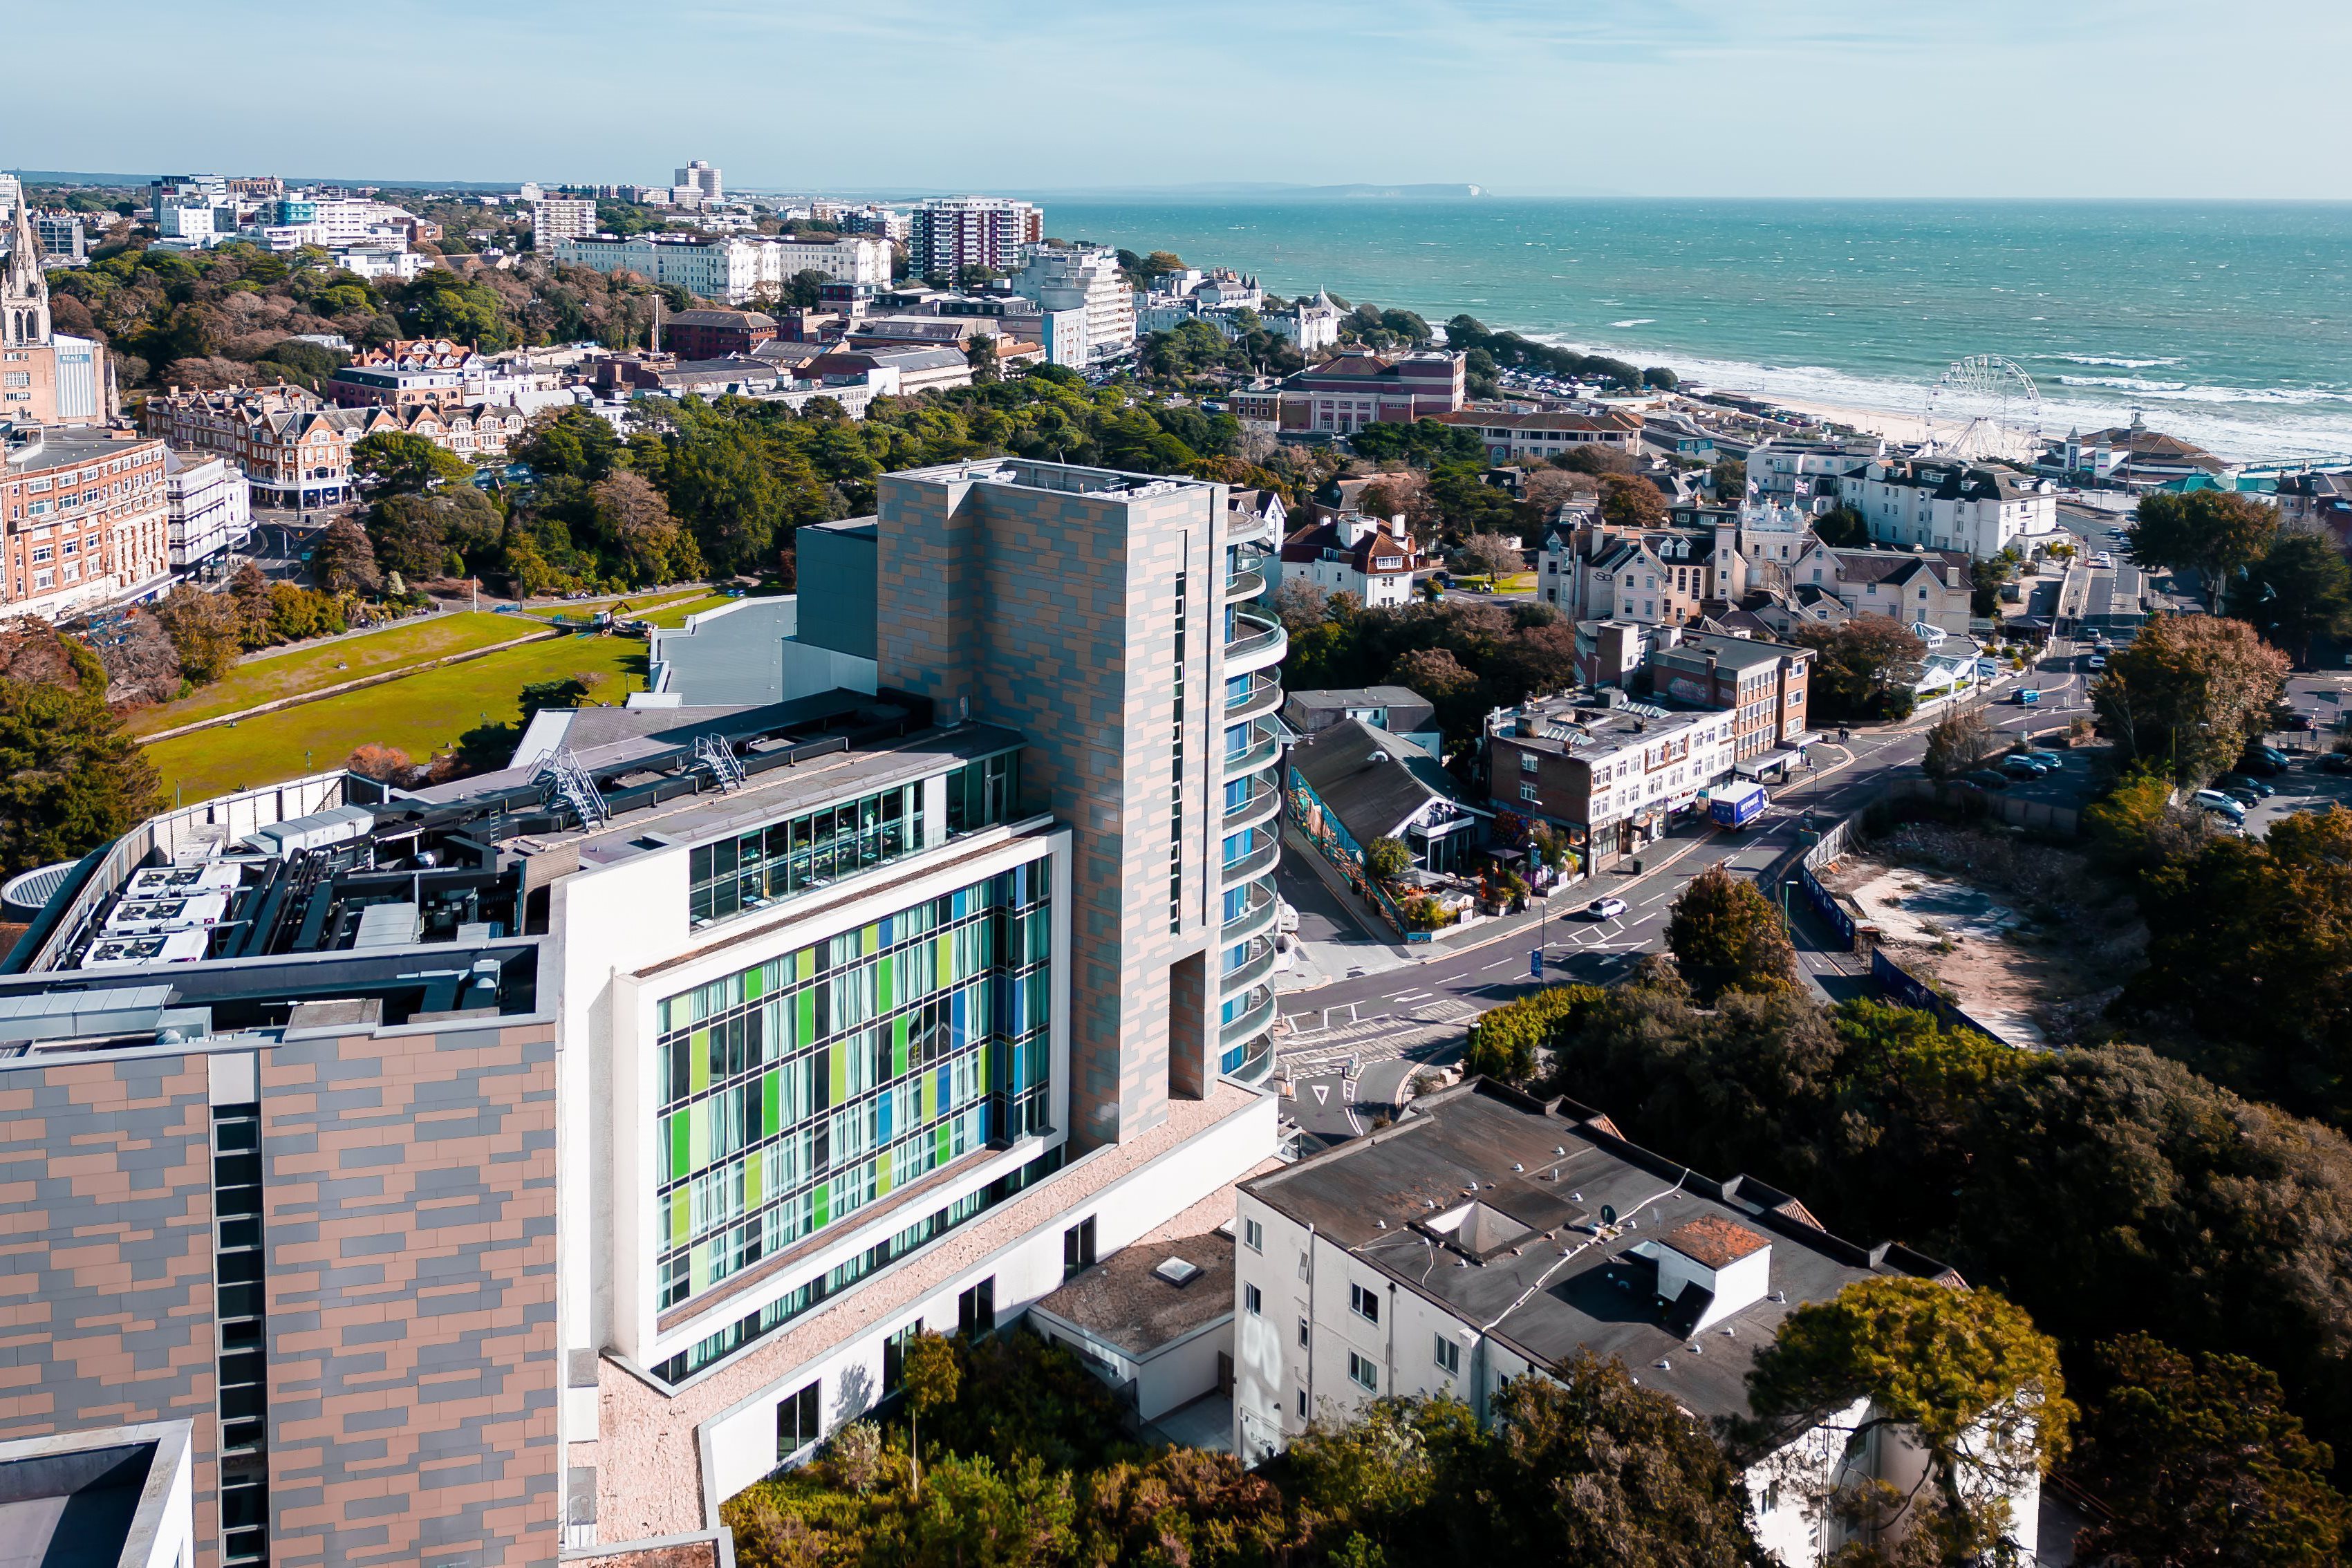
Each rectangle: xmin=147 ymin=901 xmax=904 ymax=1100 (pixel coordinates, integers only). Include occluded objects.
xmin=1032 ymin=1230 xmax=1235 ymax=1359
xmin=1244 ymin=1081 xmax=1950 ymax=1422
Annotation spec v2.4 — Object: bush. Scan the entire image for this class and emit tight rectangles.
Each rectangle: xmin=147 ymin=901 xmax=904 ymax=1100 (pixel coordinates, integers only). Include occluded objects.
xmin=1465 ymin=984 xmax=1605 ymax=1083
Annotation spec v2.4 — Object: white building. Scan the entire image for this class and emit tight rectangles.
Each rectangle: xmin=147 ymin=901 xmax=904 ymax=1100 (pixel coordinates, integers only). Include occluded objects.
xmin=1267 ymin=290 xmax=1344 ymax=354
xmin=326 ymin=245 xmax=425 ymax=282
xmin=1838 ymin=458 xmax=2058 ymax=559
xmin=163 ymin=448 xmax=250 ymax=568
xmin=768 ymin=235 xmax=893 ymax=287
xmin=1745 ymin=436 xmax=1886 ymax=514
xmin=1232 ymin=1082 xmax=2043 ymax=1566
xmin=908 ymin=197 xmax=1043 ymax=279
xmin=1011 ymin=247 xmax=1135 ymax=358
xmin=554 ymin=234 xmax=890 ymax=304
xmin=532 ymin=198 xmax=599 ymax=248
xmin=1278 ymin=512 xmax=1424 ymax=608
xmin=675 ymin=160 xmax=723 ymax=203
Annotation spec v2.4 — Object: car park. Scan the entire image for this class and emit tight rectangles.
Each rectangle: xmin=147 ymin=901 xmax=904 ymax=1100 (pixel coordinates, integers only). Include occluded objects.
xmin=2239 ymin=747 xmax=2290 ymax=776
xmin=1585 ymin=897 xmax=1628 ymax=921
xmin=2218 ymin=783 xmax=2262 ymax=808
xmin=2000 ymin=756 xmax=2048 ymax=780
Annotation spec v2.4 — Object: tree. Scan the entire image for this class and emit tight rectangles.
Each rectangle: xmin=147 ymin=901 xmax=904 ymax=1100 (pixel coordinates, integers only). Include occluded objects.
xmin=1922 ymin=708 xmax=1997 ymax=779
xmin=964 ymin=334 xmax=1000 ymax=384
xmin=351 ymin=431 xmax=473 ymax=495
xmin=588 ymin=471 xmax=703 ymax=586
xmin=0 ymin=678 xmax=162 ymax=877
xmin=1813 ymin=504 xmax=1872 ymax=548
xmin=1464 ymin=984 xmax=1605 ymax=1083
xmin=151 ymin=583 xmax=241 ymax=685
xmin=309 ymin=515 xmax=382 ymax=595
xmin=1560 ymin=443 xmax=1638 ymax=477
xmin=1452 ymin=532 xmax=1521 ymax=580
xmin=1795 ymin=615 xmax=1926 ymax=723
xmin=2092 ymin=612 xmax=2288 ymax=781
xmin=1385 ymin=646 xmax=1480 ymax=741
xmin=1598 ymin=472 xmax=1669 ymax=529
xmin=899 ymin=1332 xmax=962 ymax=1500
xmin=2082 ymin=765 xmax=2219 ymax=875
xmin=519 ymin=673 xmax=604 ymax=720
xmin=1665 ymin=865 xmax=1797 ymax=1005
xmin=1363 ymin=837 xmax=1412 ymax=885
xmin=2069 ymin=1333 xmax=2350 ymax=1568
xmin=1709 ymin=456 xmax=1746 ymax=497
xmin=346 ymin=744 xmax=413 ymax=783
xmin=2134 ymin=490 xmax=2280 ymax=606
xmin=2231 ymin=530 xmax=2352 ymax=666
xmin=1744 ymin=1278 xmax=2071 ymax=1558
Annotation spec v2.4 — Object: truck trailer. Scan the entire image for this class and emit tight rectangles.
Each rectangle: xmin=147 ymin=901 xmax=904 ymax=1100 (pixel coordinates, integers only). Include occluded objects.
xmin=1709 ymin=779 xmax=1768 ymax=828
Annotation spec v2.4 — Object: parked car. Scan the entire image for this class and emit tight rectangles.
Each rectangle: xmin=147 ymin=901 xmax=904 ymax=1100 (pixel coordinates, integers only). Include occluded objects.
xmin=2317 ymin=752 xmax=2352 ymax=774
xmin=2275 ymin=711 xmax=2316 ymax=731
xmin=2193 ymin=789 xmax=2248 ymax=820
xmin=2000 ymin=756 xmax=2048 ymax=780
xmin=2239 ymin=747 xmax=2290 ymax=776
xmin=2218 ymin=784 xmax=2262 ymax=808
xmin=2086 ymin=654 xmax=2108 ymax=671
xmin=1585 ymin=896 xmax=1628 ymax=922
xmin=2215 ymin=773 xmax=2277 ymax=799
xmin=1961 ymin=769 xmax=2012 ymax=790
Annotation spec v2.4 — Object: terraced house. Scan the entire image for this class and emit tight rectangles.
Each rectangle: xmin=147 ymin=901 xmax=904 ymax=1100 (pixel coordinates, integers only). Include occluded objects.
xmin=0 ymin=458 xmax=1286 ymax=1567
xmin=142 ymin=383 xmax=523 ymax=511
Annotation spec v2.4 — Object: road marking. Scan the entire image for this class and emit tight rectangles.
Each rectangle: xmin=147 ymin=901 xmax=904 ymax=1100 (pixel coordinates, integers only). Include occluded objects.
xmin=1387 ymin=989 xmax=1432 ymax=1002
xmin=1480 ymin=958 xmax=1515 ymax=972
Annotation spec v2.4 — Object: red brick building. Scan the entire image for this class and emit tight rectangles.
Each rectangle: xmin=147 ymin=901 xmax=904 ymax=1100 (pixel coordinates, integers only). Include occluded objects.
xmin=663 ymin=309 xmax=778 ymax=361
xmin=2 ymin=424 xmax=170 ymax=619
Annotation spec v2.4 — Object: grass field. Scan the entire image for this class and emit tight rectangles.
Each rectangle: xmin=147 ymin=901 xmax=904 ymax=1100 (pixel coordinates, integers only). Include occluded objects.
xmin=125 ymin=613 xmax=541 ymax=738
xmin=144 ymin=632 xmax=649 ymax=803
xmin=636 ymin=592 xmax=743 ymax=629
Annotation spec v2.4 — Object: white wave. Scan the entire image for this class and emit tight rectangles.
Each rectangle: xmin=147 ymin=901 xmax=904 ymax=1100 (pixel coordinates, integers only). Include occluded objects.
xmin=2048 ymin=354 xmax=2185 ymax=369
xmin=1609 ymin=318 xmax=1655 ymax=328
xmin=2058 ymin=375 xmax=2190 ymax=393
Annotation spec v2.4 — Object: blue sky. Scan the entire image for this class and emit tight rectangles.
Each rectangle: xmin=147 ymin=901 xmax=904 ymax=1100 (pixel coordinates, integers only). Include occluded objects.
xmin=11 ymin=1 xmax=2351 ymax=197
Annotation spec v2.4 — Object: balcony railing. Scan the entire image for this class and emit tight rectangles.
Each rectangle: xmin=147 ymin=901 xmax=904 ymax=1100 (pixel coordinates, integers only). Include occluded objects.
xmin=1224 ymin=671 xmax=1283 ymax=726
xmin=1222 ymin=726 xmax=1280 ymax=779
xmin=1223 ymin=565 xmax=1267 ymax=602
xmin=1220 ymin=889 xmax=1280 ymax=947
xmin=1220 ymin=986 xmax=1277 ymax=1049
xmin=1222 ymin=778 xmax=1282 ymax=835
xmin=1224 ymin=608 xmax=1287 ymax=671
xmin=1220 ymin=935 xmax=1280 ymax=995
xmin=1221 ymin=1034 xmax=1275 ymax=1087
xmin=1220 ymin=834 xmax=1280 ymax=886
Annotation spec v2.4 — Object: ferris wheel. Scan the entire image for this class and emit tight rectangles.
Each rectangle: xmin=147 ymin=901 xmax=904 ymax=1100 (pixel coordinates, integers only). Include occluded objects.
xmin=1923 ymin=355 xmax=2044 ymax=459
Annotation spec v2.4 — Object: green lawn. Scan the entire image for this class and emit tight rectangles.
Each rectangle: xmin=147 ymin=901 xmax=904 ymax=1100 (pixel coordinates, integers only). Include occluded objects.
xmin=635 ymin=592 xmax=743 ymax=629
xmin=145 ymin=632 xmax=650 ymax=803
xmin=125 ymin=613 xmax=541 ymax=737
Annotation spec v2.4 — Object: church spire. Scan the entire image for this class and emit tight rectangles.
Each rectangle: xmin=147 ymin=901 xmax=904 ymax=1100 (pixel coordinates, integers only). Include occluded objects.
xmin=2 ymin=194 xmax=51 ymax=350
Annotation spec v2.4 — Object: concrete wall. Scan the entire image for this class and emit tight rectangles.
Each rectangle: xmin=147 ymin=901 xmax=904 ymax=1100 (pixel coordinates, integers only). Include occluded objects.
xmin=796 ymin=523 xmax=877 ymax=662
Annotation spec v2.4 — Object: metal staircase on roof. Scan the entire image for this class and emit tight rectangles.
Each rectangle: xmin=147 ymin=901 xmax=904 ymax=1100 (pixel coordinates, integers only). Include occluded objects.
xmin=695 ymin=733 xmax=745 ymax=793
xmin=536 ymin=746 xmax=612 ymax=830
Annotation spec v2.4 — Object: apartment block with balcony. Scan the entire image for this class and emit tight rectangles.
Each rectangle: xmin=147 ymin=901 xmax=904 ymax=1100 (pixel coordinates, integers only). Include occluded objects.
xmin=0 ymin=458 xmax=1283 ymax=1566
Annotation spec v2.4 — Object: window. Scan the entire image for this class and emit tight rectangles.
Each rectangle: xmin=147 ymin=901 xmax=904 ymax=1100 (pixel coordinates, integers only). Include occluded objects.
xmin=1519 ymin=752 xmax=1538 ymax=773
xmin=1520 ymin=782 xmax=1538 ymax=803
xmin=957 ymin=1276 xmax=996 ymax=1337
xmin=1298 ymin=1317 xmax=1310 ymax=1349
xmin=1349 ymin=1283 xmax=1379 ymax=1325
xmin=1298 ymin=1388 xmax=1309 ymax=1418
xmin=776 ymin=1380 xmax=821 ymax=1460
xmin=1242 ymin=1217 xmax=1263 ymax=1253
xmin=1244 ymin=1283 xmax=1262 ymax=1316
xmin=1434 ymin=1335 xmax=1460 ymax=1376
xmin=1063 ymin=1215 xmax=1096 ymax=1279
xmin=1348 ymin=1352 xmax=1378 ymax=1392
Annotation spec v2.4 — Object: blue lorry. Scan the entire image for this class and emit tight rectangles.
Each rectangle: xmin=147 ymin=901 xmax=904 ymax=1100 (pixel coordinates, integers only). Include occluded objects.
xmin=1708 ymin=779 xmax=1768 ymax=829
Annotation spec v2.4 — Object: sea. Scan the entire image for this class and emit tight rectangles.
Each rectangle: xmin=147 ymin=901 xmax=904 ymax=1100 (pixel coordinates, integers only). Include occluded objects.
xmin=1038 ymin=198 xmax=2352 ymax=465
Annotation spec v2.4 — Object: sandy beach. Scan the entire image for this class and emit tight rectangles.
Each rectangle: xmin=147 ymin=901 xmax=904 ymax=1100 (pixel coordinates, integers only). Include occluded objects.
xmin=1741 ymin=396 xmax=1934 ymax=446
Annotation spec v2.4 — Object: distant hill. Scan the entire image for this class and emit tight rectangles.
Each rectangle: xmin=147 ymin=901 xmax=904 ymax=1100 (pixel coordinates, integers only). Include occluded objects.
xmin=1036 ymin=181 xmax=1488 ymax=201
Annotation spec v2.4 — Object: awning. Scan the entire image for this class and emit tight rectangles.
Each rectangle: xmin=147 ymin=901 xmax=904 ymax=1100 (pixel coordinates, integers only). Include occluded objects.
xmin=1735 ymin=748 xmax=1801 ymax=778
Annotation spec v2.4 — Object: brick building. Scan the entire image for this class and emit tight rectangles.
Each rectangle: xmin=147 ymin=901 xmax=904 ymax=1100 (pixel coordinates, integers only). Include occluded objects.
xmin=143 ymin=384 xmax=521 ymax=508
xmin=1275 ymin=348 xmax=1465 ymax=436
xmin=664 ymin=308 xmax=778 ymax=360
xmin=1645 ymin=628 xmax=1813 ymax=765
xmin=2 ymin=424 xmax=170 ymax=618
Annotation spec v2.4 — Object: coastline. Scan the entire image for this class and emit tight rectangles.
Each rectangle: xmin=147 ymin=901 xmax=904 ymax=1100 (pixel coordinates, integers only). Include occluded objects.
xmin=1711 ymin=394 xmax=1934 ymax=447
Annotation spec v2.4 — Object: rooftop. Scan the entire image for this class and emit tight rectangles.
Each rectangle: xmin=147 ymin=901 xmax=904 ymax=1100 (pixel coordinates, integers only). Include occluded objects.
xmin=1491 ymin=693 xmax=1712 ymax=761
xmin=1245 ymin=1081 xmax=1955 ymax=1423
xmin=1287 ymin=719 xmax=1461 ymax=837
xmin=1032 ymin=1229 xmax=1235 ymax=1359
xmin=1652 ymin=628 xmax=1808 ymax=671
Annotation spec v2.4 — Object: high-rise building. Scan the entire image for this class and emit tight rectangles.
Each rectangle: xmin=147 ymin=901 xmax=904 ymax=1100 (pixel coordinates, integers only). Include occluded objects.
xmin=530 ymin=197 xmax=599 ymax=248
xmin=908 ymin=196 xmax=1044 ymax=280
xmin=675 ymin=159 xmax=723 ymax=202
xmin=1010 ymin=245 xmax=1135 ymax=359
xmin=0 ymin=457 xmax=1287 ymax=1564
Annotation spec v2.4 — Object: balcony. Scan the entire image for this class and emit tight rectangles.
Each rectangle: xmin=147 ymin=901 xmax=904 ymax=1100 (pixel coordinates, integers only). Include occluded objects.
xmin=1223 ymin=563 xmax=1268 ymax=602
xmin=1220 ymin=935 xmax=1280 ymax=995
xmin=1220 ymin=833 xmax=1280 ymax=887
xmin=1222 ymin=724 xmax=1280 ymax=779
xmin=1222 ymin=778 xmax=1282 ymax=836
xmin=1224 ymin=608 xmax=1287 ymax=674
xmin=1219 ymin=986 xmax=1277 ymax=1049
xmin=1221 ymin=1034 xmax=1275 ymax=1087
xmin=1224 ymin=671 xmax=1283 ymax=726
xmin=1220 ymin=889 xmax=1280 ymax=948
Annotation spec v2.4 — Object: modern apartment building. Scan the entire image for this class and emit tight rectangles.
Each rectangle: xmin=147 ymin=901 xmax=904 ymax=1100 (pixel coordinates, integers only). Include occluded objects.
xmin=554 ymin=234 xmax=890 ymax=304
xmin=532 ymin=197 xmax=599 ymax=248
xmin=1 ymin=424 xmax=170 ymax=618
xmin=675 ymin=160 xmax=724 ymax=203
xmin=1232 ymin=1080 xmax=2035 ymax=1567
xmin=1009 ymin=246 xmax=1135 ymax=358
xmin=908 ymin=197 xmax=1044 ymax=280
xmin=0 ymin=458 xmax=1287 ymax=1566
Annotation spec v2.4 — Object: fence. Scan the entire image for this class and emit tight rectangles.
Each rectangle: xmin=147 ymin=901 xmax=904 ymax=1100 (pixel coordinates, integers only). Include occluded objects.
xmin=1871 ymin=949 xmax=2010 ymax=1045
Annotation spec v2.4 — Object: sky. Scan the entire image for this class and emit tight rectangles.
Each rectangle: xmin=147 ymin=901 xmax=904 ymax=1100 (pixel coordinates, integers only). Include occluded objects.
xmin=11 ymin=1 xmax=2352 ymax=198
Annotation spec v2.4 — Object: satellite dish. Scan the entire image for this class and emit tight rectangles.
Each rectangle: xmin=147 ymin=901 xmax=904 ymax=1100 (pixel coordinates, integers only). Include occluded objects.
xmin=1601 ymin=1204 xmax=1618 ymax=1227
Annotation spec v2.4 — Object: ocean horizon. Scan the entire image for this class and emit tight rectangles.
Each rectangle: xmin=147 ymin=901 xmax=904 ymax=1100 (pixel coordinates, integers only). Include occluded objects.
xmin=1034 ymin=196 xmax=2352 ymax=465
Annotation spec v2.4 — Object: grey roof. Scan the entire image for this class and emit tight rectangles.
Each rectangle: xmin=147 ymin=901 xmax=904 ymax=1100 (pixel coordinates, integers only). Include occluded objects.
xmin=1656 ymin=628 xmax=1807 ymax=671
xmin=1284 ymin=687 xmax=1437 ymax=725
xmin=1827 ymin=547 xmax=1967 ymax=586
xmin=864 ymin=346 xmax=970 ymax=373
xmin=1244 ymin=1081 xmax=1956 ymax=1423
xmin=1031 ymin=1231 xmax=1235 ymax=1358
xmin=1288 ymin=718 xmax=1458 ymax=843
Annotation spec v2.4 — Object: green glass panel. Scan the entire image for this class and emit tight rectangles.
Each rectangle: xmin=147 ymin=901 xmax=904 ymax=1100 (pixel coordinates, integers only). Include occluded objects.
xmin=922 ymin=1071 xmax=937 ymax=1123
xmin=828 ymin=1043 xmax=846 ymax=1104
xmin=745 ymin=1148 xmax=763 ymax=1208
xmin=892 ymin=1015 xmax=908 ymax=1077
xmin=690 ymin=1031 xmax=709 ymax=1092
xmin=814 ymin=1182 xmax=830 ymax=1229
xmin=690 ymin=1101 xmax=709 ymax=1171
xmin=864 ymin=922 xmax=879 ymax=956
xmin=762 ymin=1070 xmax=781 ymax=1137
xmin=935 ymin=937 xmax=950 ymax=989
xmin=797 ymin=948 xmax=816 ymax=982
xmin=744 ymin=967 xmax=765 ymax=1002
xmin=796 ymin=989 xmax=815 ymax=1044
xmin=877 ymin=1148 xmax=893 ymax=1196
xmin=668 ymin=1111 xmax=688 ymax=1181
xmin=691 ymin=1242 xmax=711 ymax=1294
xmin=670 ymin=1187 xmax=688 ymax=1246
xmin=935 ymin=1120 xmax=950 ymax=1166
xmin=877 ymin=954 xmax=893 ymax=1011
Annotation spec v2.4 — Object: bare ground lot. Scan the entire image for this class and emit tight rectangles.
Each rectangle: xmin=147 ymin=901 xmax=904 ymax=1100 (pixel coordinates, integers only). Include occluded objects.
xmin=1821 ymin=821 xmax=2145 ymax=1045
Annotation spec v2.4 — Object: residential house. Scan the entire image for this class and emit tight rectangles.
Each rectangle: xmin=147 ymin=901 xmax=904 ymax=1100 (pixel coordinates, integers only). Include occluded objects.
xmin=1791 ymin=539 xmax=1973 ymax=636
xmin=1280 ymin=512 xmax=1425 ymax=608
xmin=1289 ymin=719 xmax=1480 ymax=874
xmin=1282 ymin=687 xmax=1440 ymax=758
xmin=1231 ymin=1080 xmax=2040 ymax=1567
xmin=1264 ymin=289 xmax=1344 ymax=354
xmin=2274 ymin=472 xmax=2352 ymax=550
xmin=1745 ymin=436 xmax=1885 ymax=513
xmin=1539 ymin=516 xmax=1756 ymax=626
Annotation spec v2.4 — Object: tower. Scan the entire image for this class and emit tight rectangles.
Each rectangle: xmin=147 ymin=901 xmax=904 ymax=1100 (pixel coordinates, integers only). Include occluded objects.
xmin=2 ymin=195 xmax=51 ymax=350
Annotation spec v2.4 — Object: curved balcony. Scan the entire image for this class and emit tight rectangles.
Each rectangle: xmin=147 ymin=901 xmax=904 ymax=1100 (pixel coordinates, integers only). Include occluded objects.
xmin=1222 ymin=778 xmax=1283 ymax=837
xmin=1220 ymin=834 xmax=1281 ymax=888
xmin=1220 ymin=888 xmax=1280 ymax=948
xmin=1226 ymin=510 xmax=1280 ymax=550
xmin=1222 ymin=726 xmax=1280 ymax=781
xmin=1222 ymin=1033 xmax=1276 ymax=1087
xmin=1223 ymin=564 xmax=1268 ymax=603
xmin=1224 ymin=608 xmax=1287 ymax=676
xmin=1224 ymin=671 xmax=1283 ymax=727
xmin=1220 ymin=935 xmax=1281 ymax=996
xmin=1220 ymin=986 xmax=1278 ymax=1049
